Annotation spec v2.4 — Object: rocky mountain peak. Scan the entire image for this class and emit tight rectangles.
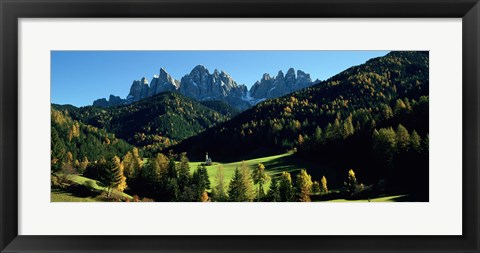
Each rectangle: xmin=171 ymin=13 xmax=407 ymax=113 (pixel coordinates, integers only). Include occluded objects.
xmin=276 ymin=70 xmax=285 ymax=79
xmin=159 ymin=67 xmax=169 ymax=78
xmin=250 ymin=68 xmax=315 ymax=100
xmin=126 ymin=78 xmax=150 ymax=103
xmin=286 ymin=68 xmax=296 ymax=78
xmin=191 ymin=65 xmax=208 ymax=74
xmin=148 ymin=67 xmax=179 ymax=97
xmin=285 ymin=68 xmax=296 ymax=84
xmin=262 ymin=73 xmax=272 ymax=81
xmin=93 ymin=65 xmax=314 ymax=111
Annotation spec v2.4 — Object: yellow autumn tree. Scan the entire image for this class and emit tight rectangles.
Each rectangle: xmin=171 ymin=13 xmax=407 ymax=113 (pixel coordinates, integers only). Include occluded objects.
xmin=79 ymin=156 xmax=89 ymax=172
xmin=123 ymin=148 xmax=143 ymax=179
xmin=295 ymin=169 xmax=313 ymax=202
xmin=201 ymin=191 xmax=209 ymax=202
xmin=321 ymin=175 xmax=328 ymax=193
xmin=116 ymin=159 xmax=128 ymax=193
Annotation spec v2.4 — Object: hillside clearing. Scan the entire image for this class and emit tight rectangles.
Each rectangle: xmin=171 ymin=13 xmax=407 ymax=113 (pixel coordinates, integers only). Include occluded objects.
xmin=51 ymin=174 xmax=133 ymax=202
xmin=189 ymin=152 xmax=304 ymax=189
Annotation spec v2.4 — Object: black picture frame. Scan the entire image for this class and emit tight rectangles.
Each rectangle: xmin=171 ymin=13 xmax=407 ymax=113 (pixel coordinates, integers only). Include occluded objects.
xmin=1 ymin=0 xmax=479 ymax=252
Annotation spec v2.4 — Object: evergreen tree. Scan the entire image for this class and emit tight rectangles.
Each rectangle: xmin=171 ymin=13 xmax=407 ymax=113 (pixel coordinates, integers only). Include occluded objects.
xmin=239 ymin=161 xmax=255 ymax=201
xmin=98 ymin=156 xmax=125 ymax=197
xmin=396 ymin=124 xmax=411 ymax=152
xmin=191 ymin=164 xmax=210 ymax=201
xmin=320 ymin=175 xmax=329 ymax=193
xmin=266 ymin=176 xmax=280 ymax=202
xmin=373 ymin=127 xmax=397 ymax=167
xmin=380 ymin=104 xmax=394 ymax=120
xmin=123 ymin=148 xmax=142 ymax=180
xmin=212 ymin=165 xmax=227 ymax=202
xmin=227 ymin=167 xmax=248 ymax=202
xmin=167 ymin=156 xmax=177 ymax=179
xmin=163 ymin=153 xmax=179 ymax=201
xmin=394 ymin=98 xmax=407 ymax=115
xmin=252 ymin=163 xmax=270 ymax=201
xmin=295 ymin=169 xmax=313 ymax=202
xmin=314 ymin=126 xmax=323 ymax=142
xmin=164 ymin=177 xmax=179 ymax=201
xmin=312 ymin=181 xmax=321 ymax=194
xmin=410 ymin=130 xmax=422 ymax=153
xmin=122 ymin=151 xmax=134 ymax=178
xmin=79 ymin=156 xmax=89 ymax=173
xmin=345 ymin=169 xmax=358 ymax=195
xmin=342 ymin=115 xmax=355 ymax=138
xmin=177 ymin=152 xmax=191 ymax=189
xmin=278 ymin=171 xmax=293 ymax=202
xmin=151 ymin=153 xmax=169 ymax=182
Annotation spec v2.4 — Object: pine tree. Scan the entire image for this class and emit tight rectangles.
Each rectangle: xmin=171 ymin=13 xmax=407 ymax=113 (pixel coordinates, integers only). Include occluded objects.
xmin=278 ymin=171 xmax=293 ymax=202
xmin=227 ymin=167 xmax=248 ymax=202
xmin=191 ymin=164 xmax=211 ymax=201
xmin=380 ymin=104 xmax=394 ymax=120
xmin=239 ymin=161 xmax=254 ymax=201
xmin=252 ymin=163 xmax=270 ymax=201
xmin=410 ymin=130 xmax=422 ymax=153
xmin=122 ymin=151 xmax=134 ymax=178
xmin=295 ymin=169 xmax=313 ymax=202
xmin=123 ymin=148 xmax=143 ymax=180
xmin=394 ymin=98 xmax=407 ymax=115
xmin=342 ymin=115 xmax=355 ymax=138
xmin=212 ymin=165 xmax=227 ymax=202
xmin=312 ymin=181 xmax=320 ymax=194
xmin=320 ymin=175 xmax=329 ymax=193
xmin=167 ymin=156 xmax=177 ymax=179
xmin=164 ymin=177 xmax=179 ymax=201
xmin=116 ymin=160 xmax=128 ymax=193
xmin=177 ymin=152 xmax=191 ymax=189
xmin=297 ymin=134 xmax=305 ymax=146
xmin=314 ymin=126 xmax=323 ymax=142
xmin=98 ymin=156 xmax=125 ymax=198
xmin=396 ymin=124 xmax=411 ymax=152
xmin=79 ymin=156 xmax=89 ymax=173
xmin=152 ymin=153 xmax=169 ymax=182
xmin=373 ymin=127 xmax=397 ymax=167
xmin=345 ymin=169 xmax=358 ymax=195
xmin=266 ymin=176 xmax=280 ymax=202
xmin=140 ymin=153 xmax=168 ymax=191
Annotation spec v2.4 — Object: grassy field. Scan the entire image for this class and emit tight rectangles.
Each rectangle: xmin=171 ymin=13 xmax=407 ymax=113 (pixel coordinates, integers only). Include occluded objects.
xmin=51 ymin=189 xmax=98 ymax=202
xmin=326 ymin=195 xmax=408 ymax=202
xmin=188 ymin=152 xmax=304 ymax=190
xmin=51 ymin=174 xmax=133 ymax=202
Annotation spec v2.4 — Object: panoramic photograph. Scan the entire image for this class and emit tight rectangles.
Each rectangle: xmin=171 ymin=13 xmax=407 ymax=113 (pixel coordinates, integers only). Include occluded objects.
xmin=51 ymin=50 xmax=429 ymax=202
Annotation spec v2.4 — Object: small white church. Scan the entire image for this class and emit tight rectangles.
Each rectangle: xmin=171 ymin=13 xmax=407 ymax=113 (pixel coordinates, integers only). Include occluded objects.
xmin=205 ymin=152 xmax=212 ymax=166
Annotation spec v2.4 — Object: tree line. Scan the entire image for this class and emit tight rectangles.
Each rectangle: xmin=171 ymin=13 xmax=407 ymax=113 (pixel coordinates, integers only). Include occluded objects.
xmin=74 ymin=148 xmax=370 ymax=202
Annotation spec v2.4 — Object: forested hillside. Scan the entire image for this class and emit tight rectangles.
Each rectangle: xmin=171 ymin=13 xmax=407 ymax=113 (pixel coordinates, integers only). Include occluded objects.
xmin=51 ymin=107 xmax=132 ymax=173
xmin=171 ymin=51 xmax=429 ymax=197
xmin=200 ymin=100 xmax=239 ymax=118
xmin=53 ymin=92 xmax=232 ymax=156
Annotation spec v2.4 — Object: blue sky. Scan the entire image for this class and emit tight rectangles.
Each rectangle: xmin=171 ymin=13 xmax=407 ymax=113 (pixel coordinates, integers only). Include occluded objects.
xmin=51 ymin=50 xmax=390 ymax=106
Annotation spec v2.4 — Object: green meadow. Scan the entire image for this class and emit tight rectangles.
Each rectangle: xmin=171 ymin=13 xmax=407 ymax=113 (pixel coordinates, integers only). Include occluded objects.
xmin=188 ymin=152 xmax=302 ymax=191
xmin=51 ymin=174 xmax=133 ymax=202
xmin=326 ymin=195 xmax=408 ymax=202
